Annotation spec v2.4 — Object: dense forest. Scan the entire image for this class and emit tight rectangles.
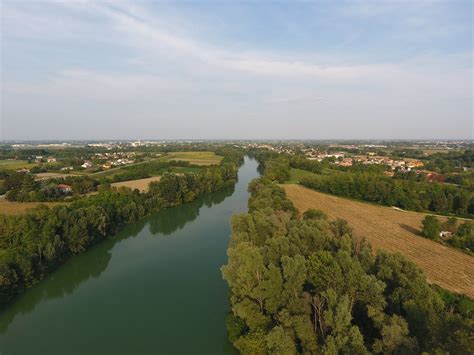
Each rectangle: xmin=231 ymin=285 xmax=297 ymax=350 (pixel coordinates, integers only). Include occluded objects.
xmin=221 ymin=162 xmax=473 ymax=354
xmin=0 ymin=148 xmax=244 ymax=307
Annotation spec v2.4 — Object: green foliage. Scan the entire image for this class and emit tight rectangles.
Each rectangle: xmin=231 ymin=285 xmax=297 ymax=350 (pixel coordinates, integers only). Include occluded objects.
xmin=290 ymin=155 xmax=323 ymax=174
xmin=264 ymin=156 xmax=291 ymax=183
xmin=424 ymin=149 xmax=474 ymax=174
xmin=3 ymin=172 xmax=101 ymax=202
xmin=421 ymin=216 xmax=441 ymax=240
xmin=222 ymin=157 xmax=474 ymax=354
xmin=448 ymin=221 xmax=474 ymax=252
xmin=303 ymin=208 xmax=327 ymax=220
xmin=300 ymin=172 xmax=474 ymax=217
xmin=226 ymin=313 xmax=248 ymax=343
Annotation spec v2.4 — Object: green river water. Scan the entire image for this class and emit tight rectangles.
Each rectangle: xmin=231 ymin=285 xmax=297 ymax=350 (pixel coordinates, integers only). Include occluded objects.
xmin=0 ymin=157 xmax=259 ymax=355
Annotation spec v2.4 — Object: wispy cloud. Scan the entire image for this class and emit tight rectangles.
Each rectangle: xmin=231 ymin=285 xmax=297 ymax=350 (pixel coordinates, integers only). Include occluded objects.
xmin=3 ymin=0 xmax=397 ymax=80
xmin=1 ymin=0 xmax=472 ymax=139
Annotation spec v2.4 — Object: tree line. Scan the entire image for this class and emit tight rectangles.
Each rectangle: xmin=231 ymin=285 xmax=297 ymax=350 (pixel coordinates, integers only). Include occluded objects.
xmin=0 ymin=148 xmax=243 ymax=308
xmin=221 ymin=161 xmax=473 ymax=354
xmin=300 ymin=173 xmax=473 ymax=217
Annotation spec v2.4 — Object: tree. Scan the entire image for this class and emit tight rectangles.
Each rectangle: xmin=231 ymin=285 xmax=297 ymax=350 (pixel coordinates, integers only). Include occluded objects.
xmin=442 ymin=217 xmax=458 ymax=234
xmin=222 ymin=154 xmax=474 ymax=354
xmin=421 ymin=216 xmax=441 ymax=240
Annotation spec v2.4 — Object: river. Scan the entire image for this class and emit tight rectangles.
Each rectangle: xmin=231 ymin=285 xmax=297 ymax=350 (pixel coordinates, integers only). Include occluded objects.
xmin=0 ymin=157 xmax=259 ymax=355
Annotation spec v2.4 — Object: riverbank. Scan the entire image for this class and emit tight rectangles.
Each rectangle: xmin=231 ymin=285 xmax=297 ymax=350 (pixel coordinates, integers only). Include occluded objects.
xmin=0 ymin=157 xmax=259 ymax=354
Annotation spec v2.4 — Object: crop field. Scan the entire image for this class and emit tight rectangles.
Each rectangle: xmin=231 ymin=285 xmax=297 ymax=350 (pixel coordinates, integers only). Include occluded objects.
xmin=161 ymin=151 xmax=222 ymax=165
xmin=0 ymin=198 xmax=66 ymax=215
xmin=111 ymin=176 xmax=162 ymax=192
xmin=0 ymin=160 xmax=38 ymax=170
xmin=283 ymin=184 xmax=474 ymax=298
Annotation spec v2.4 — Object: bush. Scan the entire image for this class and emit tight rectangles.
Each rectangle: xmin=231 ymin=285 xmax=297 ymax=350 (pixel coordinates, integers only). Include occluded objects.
xmin=303 ymin=208 xmax=327 ymax=220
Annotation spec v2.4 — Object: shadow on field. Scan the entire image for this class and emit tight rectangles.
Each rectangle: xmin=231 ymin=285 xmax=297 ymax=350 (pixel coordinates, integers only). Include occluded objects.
xmin=399 ymin=223 xmax=423 ymax=236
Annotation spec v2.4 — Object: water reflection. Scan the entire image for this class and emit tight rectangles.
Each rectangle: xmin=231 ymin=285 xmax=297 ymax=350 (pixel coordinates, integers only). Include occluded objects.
xmin=0 ymin=184 xmax=235 ymax=332
xmin=149 ymin=185 xmax=234 ymax=235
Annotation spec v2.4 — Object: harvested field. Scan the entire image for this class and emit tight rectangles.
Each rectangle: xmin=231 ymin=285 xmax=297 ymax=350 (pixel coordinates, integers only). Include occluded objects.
xmin=0 ymin=198 xmax=66 ymax=215
xmin=161 ymin=151 xmax=222 ymax=165
xmin=284 ymin=184 xmax=474 ymax=298
xmin=111 ymin=176 xmax=161 ymax=192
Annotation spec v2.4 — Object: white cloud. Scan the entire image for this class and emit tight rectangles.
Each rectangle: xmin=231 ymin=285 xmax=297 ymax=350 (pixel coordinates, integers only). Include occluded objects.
xmin=1 ymin=0 xmax=472 ymax=139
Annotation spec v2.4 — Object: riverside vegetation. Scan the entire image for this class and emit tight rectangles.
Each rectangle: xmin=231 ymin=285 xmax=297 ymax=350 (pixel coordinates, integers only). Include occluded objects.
xmin=253 ymin=150 xmax=473 ymax=254
xmin=221 ymin=154 xmax=473 ymax=354
xmin=0 ymin=147 xmax=244 ymax=307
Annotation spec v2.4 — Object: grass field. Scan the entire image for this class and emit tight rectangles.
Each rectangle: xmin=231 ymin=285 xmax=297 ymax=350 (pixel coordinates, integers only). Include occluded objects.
xmin=34 ymin=172 xmax=82 ymax=180
xmin=286 ymin=167 xmax=341 ymax=184
xmin=111 ymin=176 xmax=161 ymax=192
xmin=283 ymin=184 xmax=474 ymax=298
xmin=160 ymin=151 xmax=222 ymax=165
xmin=287 ymin=168 xmax=319 ymax=183
xmin=169 ymin=166 xmax=203 ymax=173
xmin=0 ymin=198 xmax=66 ymax=216
xmin=91 ymin=168 xmax=127 ymax=178
xmin=0 ymin=160 xmax=38 ymax=170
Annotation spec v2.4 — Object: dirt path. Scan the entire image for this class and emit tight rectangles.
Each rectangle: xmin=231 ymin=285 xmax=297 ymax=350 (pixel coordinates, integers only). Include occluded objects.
xmin=284 ymin=184 xmax=474 ymax=298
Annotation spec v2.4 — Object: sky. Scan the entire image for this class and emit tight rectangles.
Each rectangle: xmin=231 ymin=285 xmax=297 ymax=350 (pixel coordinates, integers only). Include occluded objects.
xmin=1 ymin=0 xmax=473 ymax=140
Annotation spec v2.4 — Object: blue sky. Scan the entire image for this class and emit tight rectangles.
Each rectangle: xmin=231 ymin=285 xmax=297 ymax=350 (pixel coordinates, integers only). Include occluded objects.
xmin=1 ymin=0 xmax=472 ymax=140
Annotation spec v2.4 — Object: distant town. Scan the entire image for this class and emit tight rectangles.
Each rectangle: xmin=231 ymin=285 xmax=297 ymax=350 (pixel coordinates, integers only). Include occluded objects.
xmin=2 ymin=140 xmax=471 ymax=185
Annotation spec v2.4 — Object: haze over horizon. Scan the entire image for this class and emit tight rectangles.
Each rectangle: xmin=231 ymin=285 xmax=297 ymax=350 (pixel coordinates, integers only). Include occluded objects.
xmin=1 ymin=0 xmax=473 ymax=140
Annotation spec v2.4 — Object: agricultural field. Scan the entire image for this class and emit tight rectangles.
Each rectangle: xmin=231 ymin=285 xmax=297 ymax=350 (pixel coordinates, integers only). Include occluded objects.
xmin=111 ymin=176 xmax=161 ymax=192
xmin=34 ymin=172 xmax=82 ymax=180
xmin=0 ymin=198 xmax=66 ymax=216
xmin=283 ymin=184 xmax=474 ymax=298
xmin=0 ymin=159 xmax=38 ymax=170
xmin=160 ymin=151 xmax=222 ymax=165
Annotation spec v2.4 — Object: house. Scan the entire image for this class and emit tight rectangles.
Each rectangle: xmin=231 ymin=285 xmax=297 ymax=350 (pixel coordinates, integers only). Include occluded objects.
xmin=426 ymin=172 xmax=444 ymax=183
xmin=35 ymin=156 xmax=43 ymax=163
xmin=328 ymin=152 xmax=345 ymax=159
xmin=338 ymin=158 xmax=353 ymax=167
xmin=81 ymin=161 xmax=93 ymax=169
xmin=439 ymin=231 xmax=453 ymax=239
xmin=47 ymin=156 xmax=57 ymax=163
xmin=406 ymin=159 xmax=424 ymax=168
xmin=57 ymin=184 xmax=72 ymax=193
